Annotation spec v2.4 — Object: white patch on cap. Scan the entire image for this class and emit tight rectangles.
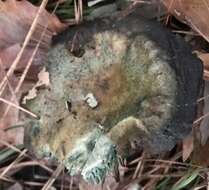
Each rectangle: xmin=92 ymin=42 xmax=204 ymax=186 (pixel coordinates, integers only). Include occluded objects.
xmin=84 ymin=93 xmax=98 ymax=108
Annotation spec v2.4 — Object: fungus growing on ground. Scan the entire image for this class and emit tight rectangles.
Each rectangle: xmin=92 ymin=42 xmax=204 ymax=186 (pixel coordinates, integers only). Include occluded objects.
xmin=24 ymin=14 xmax=203 ymax=183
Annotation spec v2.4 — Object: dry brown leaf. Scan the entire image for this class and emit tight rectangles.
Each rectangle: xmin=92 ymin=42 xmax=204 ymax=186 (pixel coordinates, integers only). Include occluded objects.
xmin=0 ymin=0 xmax=67 ymax=146
xmin=0 ymin=0 xmax=66 ymax=50
xmin=0 ymin=0 xmax=67 ymax=75
xmin=197 ymin=52 xmax=209 ymax=80
xmin=182 ymin=134 xmax=193 ymax=161
xmin=162 ymin=1 xmax=209 ymax=162
xmin=22 ymin=67 xmax=50 ymax=104
xmin=36 ymin=67 xmax=50 ymax=87
xmin=191 ymin=81 xmax=209 ymax=165
xmin=198 ymin=81 xmax=209 ymax=146
xmin=162 ymin=0 xmax=209 ymax=43
xmin=0 ymin=44 xmax=45 ymax=77
xmin=198 ymin=53 xmax=209 ymax=68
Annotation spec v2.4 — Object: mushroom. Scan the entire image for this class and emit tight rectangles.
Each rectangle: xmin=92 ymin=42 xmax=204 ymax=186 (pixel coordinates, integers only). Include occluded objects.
xmin=24 ymin=14 xmax=203 ymax=183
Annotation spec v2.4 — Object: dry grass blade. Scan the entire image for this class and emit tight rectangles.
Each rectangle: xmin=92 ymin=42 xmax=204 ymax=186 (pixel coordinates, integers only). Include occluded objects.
xmin=74 ymin=0 xmax=83 ymax=23
xmin=164 ymin=152 xmax=182 ymax=174
xmin=0 ymin=149 xmax=27 ymax=178
xmin=2 ymin=3 xmax=60 ymax=118
xmin=0 ymin=60 xmax=18 ymax=102
xmin=198 ymin=94 xmax=209 ymax=102
xmin=0 ymin=175 xmax=17 ymax=184
xmin=132 ymin=152 xmax=144 ymax=179
xmin=0 ymin=0 xmax=49 ymax=96
xmin=0 ymin=139 xmax=54 ymax=174
xmin=193 ymin=184 xmax=206 ymax=190
xmin=0 ymin=161 xmax=41 ymax=177
xmin=165 ymin=0 xmax=175 ymax=25
xmin=24 ymin=181 xmax=71 ymax=188
xmin=41 ymin=163 xmax=64 ymax=190
xmin=0 ymin=160 xmax=40 ymax=172
xmin=69 ymin=177 xmax=73 ymax=190
xmin=79 ymin=0 xmax=83 ymax=22
xmin=162 ymin=0 xmax=209 ymax=42
xmin=118 ymin=1 xmax=142 ymax=18
xmin=172 ymin=30 xmax=199 ymax=35
xmin=2 ymin=43 xmax=39 ymax=118
xmin=193 ymin=111 xmax=209 ymax=125
xmin=2 ymin=0 xmax=62 ymax=121
xmin=0 ymin=139 xmax=25 ymax=155
xmin=0 ymin=97 xmax=37 ymax=118
xmin=171 ymin=171 xmax=199 ymax=190
xmin=142 ymin=158 xmax=206 ymax=171
xmin=204 ymin=70 xmax=209 ymax=80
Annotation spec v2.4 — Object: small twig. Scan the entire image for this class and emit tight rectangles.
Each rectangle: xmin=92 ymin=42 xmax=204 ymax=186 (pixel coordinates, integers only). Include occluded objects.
xmin=143 ymin=159 xmax=206 ymax=170
xmin=132 ymin=152 xmax=145 ymax=179
xmin=197 ymin=93 xmax=209 ymax=102
xmin=172 ymin=30 xmax=199 ymax=36
xmin=0 ymin=139 xmax=53 ymax=174
xmin=0 ymin=97 xmax=37 ymax=118
xmin=69 ymin=177 xmax=73 ymax=190
xmin=0 ymin=149 xmax=27 ymax=178
xmin=0 ymin=161 xmax=41 ymax=175
xmin=193 ymin=111 xmax=209 ymax=125
xmin=0 ymin=61 xmax=19 ymax=106
xmin=164 ymin=0 xmax=175 ymax=25
xmin=41 ymin=163 xmax=64 ymax=190
xmin=187 ymin=17 xmax=209 ymax=43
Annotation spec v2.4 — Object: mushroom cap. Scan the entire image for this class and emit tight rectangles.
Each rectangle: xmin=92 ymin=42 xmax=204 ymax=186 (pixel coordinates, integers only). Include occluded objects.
xmin=25 ymin=15 xmax=203 ymax=166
